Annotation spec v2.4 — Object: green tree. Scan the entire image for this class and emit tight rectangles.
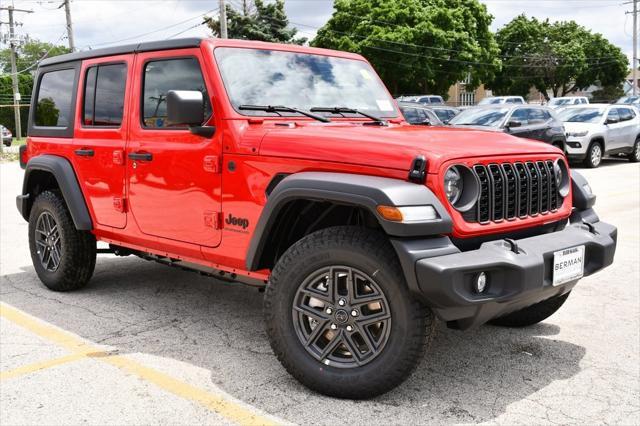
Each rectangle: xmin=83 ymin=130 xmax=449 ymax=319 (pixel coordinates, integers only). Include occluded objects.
xmin=0 ymin=74 xmax=33 ymax=135
xmin=591 ymin=85 xmax=625 ymax=103
xmin=205 ymin=0 xmax=306 ymax=45
xmin=311 ymin=0 xmax=500 ymax=96
xmin=0 ymin=39 xmax=71 ymax=74
xmin=488 ymin=16 xmax=628 ymax=100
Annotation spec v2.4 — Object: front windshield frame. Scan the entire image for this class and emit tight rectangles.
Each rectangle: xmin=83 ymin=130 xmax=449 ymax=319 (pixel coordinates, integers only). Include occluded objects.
xmin=558 ymin=107 xmax=605 ymax=123
xmin=213 ymin=46 xmax=399 ymax=119
xmin=449 ymin=107 xmax=511 ymax=127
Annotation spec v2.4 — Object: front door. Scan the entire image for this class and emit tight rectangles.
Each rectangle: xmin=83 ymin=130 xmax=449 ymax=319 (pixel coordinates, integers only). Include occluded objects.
xmin=126 ymin=50 xmax=222 ymax=247
xmin=72 ymin=55 xmax=131 ymax=229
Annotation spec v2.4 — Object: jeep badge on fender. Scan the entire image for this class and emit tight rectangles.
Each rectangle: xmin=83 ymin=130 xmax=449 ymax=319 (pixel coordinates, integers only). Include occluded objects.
xmin=16 ymin=37 xmax=617 ymax=399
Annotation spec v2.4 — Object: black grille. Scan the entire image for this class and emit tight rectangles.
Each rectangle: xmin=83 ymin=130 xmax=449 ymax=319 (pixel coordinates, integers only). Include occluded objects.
xmin=467 ymin=160 xmax=562 ymax=224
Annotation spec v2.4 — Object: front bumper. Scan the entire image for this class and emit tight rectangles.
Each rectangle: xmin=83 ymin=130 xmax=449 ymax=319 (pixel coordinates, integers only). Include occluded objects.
xmin=565 ymin=137 xmax=589 ymax=159
xmin=396 ymin=217 xmax=616 ymax=330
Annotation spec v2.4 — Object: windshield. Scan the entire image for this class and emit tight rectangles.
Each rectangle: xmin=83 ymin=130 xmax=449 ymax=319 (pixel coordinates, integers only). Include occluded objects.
xmin=214 ymin=47 xmax=398 ymax=118
xmin=478 ymin=98 xmax=503 ymax=105
xmin=618 ymin=96 xmax=640 ymax=104
xmin=449 ymin=107 xmax=510 ymax=127
xmin=558 ymin=108 xmax=604 ymax=123
xmin=548 ymin=98 xmax=572 ymax=106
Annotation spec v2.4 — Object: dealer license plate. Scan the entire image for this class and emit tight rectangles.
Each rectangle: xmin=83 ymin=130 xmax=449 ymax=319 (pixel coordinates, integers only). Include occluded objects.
xmin=552 ymin=246 xmax=585 ymax=286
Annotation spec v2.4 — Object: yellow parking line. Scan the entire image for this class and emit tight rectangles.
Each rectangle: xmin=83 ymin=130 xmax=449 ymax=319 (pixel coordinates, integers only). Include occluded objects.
xmin=0 ymin=303 xmax=281 ymax=426
xmin=0 ymin=352 xmax=89 ymax=381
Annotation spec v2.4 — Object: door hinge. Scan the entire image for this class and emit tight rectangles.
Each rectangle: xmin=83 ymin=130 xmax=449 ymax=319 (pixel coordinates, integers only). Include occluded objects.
xmin=203 ymin=155 xmax=220 ymax=173
xmin=113 ymin=197 xmax=126 ymax=213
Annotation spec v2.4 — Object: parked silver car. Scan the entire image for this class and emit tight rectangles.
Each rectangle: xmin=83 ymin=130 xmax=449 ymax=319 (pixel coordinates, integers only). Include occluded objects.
xmin=559 ymin=104 xmax=640 ymax=167
xmin=1 ymin=125 xmax=12 ymax=147
xmin=547 ymin=97 xmax=589 ymax=109
xmin=478 ymin=96 xmax=525 ymax=105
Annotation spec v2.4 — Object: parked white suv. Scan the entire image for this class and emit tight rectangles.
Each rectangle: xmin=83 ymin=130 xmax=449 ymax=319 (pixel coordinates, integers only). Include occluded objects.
xmin=478 ymin=96 xmax=525 ymax=105
xmin=547 ymin=97 xmax=589 ymax=109
xmin=559 ymin=104 xmax=640 ymax=167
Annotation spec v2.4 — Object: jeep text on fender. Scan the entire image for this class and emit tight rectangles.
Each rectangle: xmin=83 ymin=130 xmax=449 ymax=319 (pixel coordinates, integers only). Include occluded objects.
xmin=16 ymin=38 xmax=617 ymax=399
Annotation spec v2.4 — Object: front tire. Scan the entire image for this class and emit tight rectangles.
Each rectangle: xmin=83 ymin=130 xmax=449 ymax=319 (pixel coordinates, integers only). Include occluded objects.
xmin=489 ymin=292 xmax=570 ymax=328
xmin=264 ymin=226 xmax=434 ymax=399
xmin=629 ymin=138 xmax=640 ymax=162
xmin=28 ymin=191 xmax=96 ymax=291
xmin=584 ymin=142 xmax=603 ymax=168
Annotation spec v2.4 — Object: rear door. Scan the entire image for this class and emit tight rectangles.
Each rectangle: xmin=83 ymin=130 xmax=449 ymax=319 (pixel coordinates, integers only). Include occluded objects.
xmin=605 ymin=108 xmax=623 ymax=151
xmin=72 ymin=55 xmax=131 ymax=228
xmin=126 ymin=49 xmax=222 ymax=247
xmin=616 ymin=107 xmax=637 ymax=150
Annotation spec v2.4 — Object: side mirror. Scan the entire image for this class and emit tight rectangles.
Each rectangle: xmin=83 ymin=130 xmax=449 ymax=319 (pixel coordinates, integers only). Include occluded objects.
xmin=605 ymin=117 xmax=619 ymax=125
xmin=506 ymin=120 xmax=522 ymax=128
xmin=420 ymin=119 xmax=432 ymax=126
xmin=167 ymin=90 xmax=215 ymax=137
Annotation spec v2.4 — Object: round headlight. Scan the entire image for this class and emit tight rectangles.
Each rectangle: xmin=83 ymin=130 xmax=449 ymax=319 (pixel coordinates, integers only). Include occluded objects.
xmin=444 ymin=167 xmax=463 ymax=205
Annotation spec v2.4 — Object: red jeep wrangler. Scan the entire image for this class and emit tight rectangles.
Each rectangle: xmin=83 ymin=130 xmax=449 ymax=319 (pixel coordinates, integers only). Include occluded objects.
xmin=17 ymin=38 xmax=616 ymax=398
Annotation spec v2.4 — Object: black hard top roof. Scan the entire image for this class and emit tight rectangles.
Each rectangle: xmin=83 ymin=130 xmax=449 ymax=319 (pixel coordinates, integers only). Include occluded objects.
xmin=39 ymin=37 xmax=204 ymax=67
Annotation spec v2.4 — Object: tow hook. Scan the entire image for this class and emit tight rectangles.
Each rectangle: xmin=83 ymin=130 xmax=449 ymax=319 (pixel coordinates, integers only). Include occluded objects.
xmin=503 ymin=238 xmax=520 ymax=254
xmin=582 ymin=220 xmax=598 ymax=235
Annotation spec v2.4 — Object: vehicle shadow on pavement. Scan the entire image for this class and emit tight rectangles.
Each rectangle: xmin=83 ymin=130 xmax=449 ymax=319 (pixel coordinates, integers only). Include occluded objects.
xmin=0 ymin=256 xmax=586 ymax=424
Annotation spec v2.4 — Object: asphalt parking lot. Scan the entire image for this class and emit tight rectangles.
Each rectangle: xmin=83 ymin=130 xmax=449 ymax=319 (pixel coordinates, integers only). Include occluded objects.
xmin=1 ymin=159 xmax=638 ymax=425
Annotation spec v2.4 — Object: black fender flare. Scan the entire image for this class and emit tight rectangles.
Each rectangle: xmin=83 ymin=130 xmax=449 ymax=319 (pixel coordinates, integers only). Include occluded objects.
xmin=571 ymin=170 xmax=596 ymax=211
xmin=18 ymin=155 xmax=92 ymax=230
xmin=245 ymin=172 xmax=452 ymax=271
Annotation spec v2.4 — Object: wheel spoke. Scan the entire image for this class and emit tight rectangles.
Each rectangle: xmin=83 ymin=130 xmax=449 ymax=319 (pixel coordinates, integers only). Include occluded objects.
xmin=342 ymin=332 xmax=364 ymax=366
xmin=299 ymin=288 xmax=333 ymax=305
xmin=354 ymin=322 xmax=378 ymax=353
xmin=320 ymin=329 xmax=343 ymax=359
xmin=305 ymin=319 xmax=330 ymax=347
xmin=50 ymin=245 xmax=61 ymax=269
xmin=359 ymin=311 xmax=391 ymax=326
xmin=351 ymin=294 xmax=385 ymax=308
xmin=293 ymin=304 xmax=328 ymax=322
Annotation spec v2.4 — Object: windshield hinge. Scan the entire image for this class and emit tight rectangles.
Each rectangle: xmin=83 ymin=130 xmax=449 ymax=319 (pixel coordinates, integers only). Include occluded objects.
xmin=408 ymin=155 xmax=427 ymax=184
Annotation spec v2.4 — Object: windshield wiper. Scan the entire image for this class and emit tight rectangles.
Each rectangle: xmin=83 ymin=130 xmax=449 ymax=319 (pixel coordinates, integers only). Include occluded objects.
xmin=238 ymin=104 xmax=330 ymax=123
xmin=310 ymin=107 xmax=387 ymax=125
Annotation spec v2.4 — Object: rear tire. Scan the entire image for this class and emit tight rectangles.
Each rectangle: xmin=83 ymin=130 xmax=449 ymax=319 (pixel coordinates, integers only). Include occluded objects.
xmin=264 ymin=226 xmax=434 ymax=399
xmin=489 ymin=292 xmax=570 ymax=328
xmin=629 ymin=138 xmax=640 ymax=162
xmin=28 ymin=191 xmax=96 ymax=291
xmin=583 ymin=141 xmax=603 ymax=168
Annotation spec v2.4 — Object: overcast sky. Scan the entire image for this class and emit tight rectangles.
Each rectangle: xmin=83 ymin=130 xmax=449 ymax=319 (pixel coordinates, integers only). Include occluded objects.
xmin=1 ymin=0 xmax=633 ymax=68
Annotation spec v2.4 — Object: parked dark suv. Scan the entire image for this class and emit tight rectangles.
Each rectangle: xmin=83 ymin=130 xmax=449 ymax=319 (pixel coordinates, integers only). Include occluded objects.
xmin=450 ymin=105 xmax=567 ymax=151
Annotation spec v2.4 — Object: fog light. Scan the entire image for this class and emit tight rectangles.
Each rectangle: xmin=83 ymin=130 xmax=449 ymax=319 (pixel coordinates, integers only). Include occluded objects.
xmin=474 ymin=272 xmax=488 ymax=293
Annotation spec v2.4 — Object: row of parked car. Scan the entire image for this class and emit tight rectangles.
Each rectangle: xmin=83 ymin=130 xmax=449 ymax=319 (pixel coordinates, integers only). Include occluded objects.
xmin=396 ymin=96 xmax=640 ymax=168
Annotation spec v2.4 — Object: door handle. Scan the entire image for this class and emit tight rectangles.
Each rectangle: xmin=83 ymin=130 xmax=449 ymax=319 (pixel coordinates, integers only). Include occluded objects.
xmin=74 ymin=148 xmax=94 ymax=157
xmin=128 ymin=152 xmax=153 ymax=162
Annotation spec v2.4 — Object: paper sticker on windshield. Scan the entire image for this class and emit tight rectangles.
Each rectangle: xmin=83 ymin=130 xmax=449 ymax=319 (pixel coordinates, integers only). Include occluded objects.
xmin=376 ymin=100 xmax=394 ymax=111
xmin=360 ymin=69 xmax=373 ymax=80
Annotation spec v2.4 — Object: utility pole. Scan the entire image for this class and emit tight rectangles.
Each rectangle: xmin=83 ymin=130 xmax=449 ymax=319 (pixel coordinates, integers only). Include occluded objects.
xmin=626 ymin=0 xmax=639 ymax=96
xmin=219 ymin=0 xmax=228 ymax=39
xmin=1 ymin=5 xmax=33 ymax=141
xmin=59 ymin=0 xmax=75 ymax=51
xmin=634 ymin=0 xmax=637 ymax=96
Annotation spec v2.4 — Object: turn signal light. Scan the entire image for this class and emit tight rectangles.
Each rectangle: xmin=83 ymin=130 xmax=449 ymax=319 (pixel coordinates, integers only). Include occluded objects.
xmin=376 ymin=205 xmax=404 ymax=222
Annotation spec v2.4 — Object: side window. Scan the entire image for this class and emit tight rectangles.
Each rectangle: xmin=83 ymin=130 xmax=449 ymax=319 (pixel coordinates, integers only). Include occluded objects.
xmin=617 ymin=108 xmax=633 ymax=122
xmin=83 ymin=63 xmax=127 ymax=126
xmin=34 ymin=68 xmax=76 ymax=127
xmin=607 ymin=109 xmax=620 ymax=123
xmin=509 ymin=108 xmax=529 ymax=125
xmin=527 ymin=108 xmax=548 ymax=124
xmin=142 ymin=58 xmax=210 ymax=129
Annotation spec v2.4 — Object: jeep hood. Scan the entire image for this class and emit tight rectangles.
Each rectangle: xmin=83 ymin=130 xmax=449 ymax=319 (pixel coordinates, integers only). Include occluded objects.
xmin=258 ymin=123 xmax=561 ymax=173
xmin=563 ymin=122 xmax=602 ymax=134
